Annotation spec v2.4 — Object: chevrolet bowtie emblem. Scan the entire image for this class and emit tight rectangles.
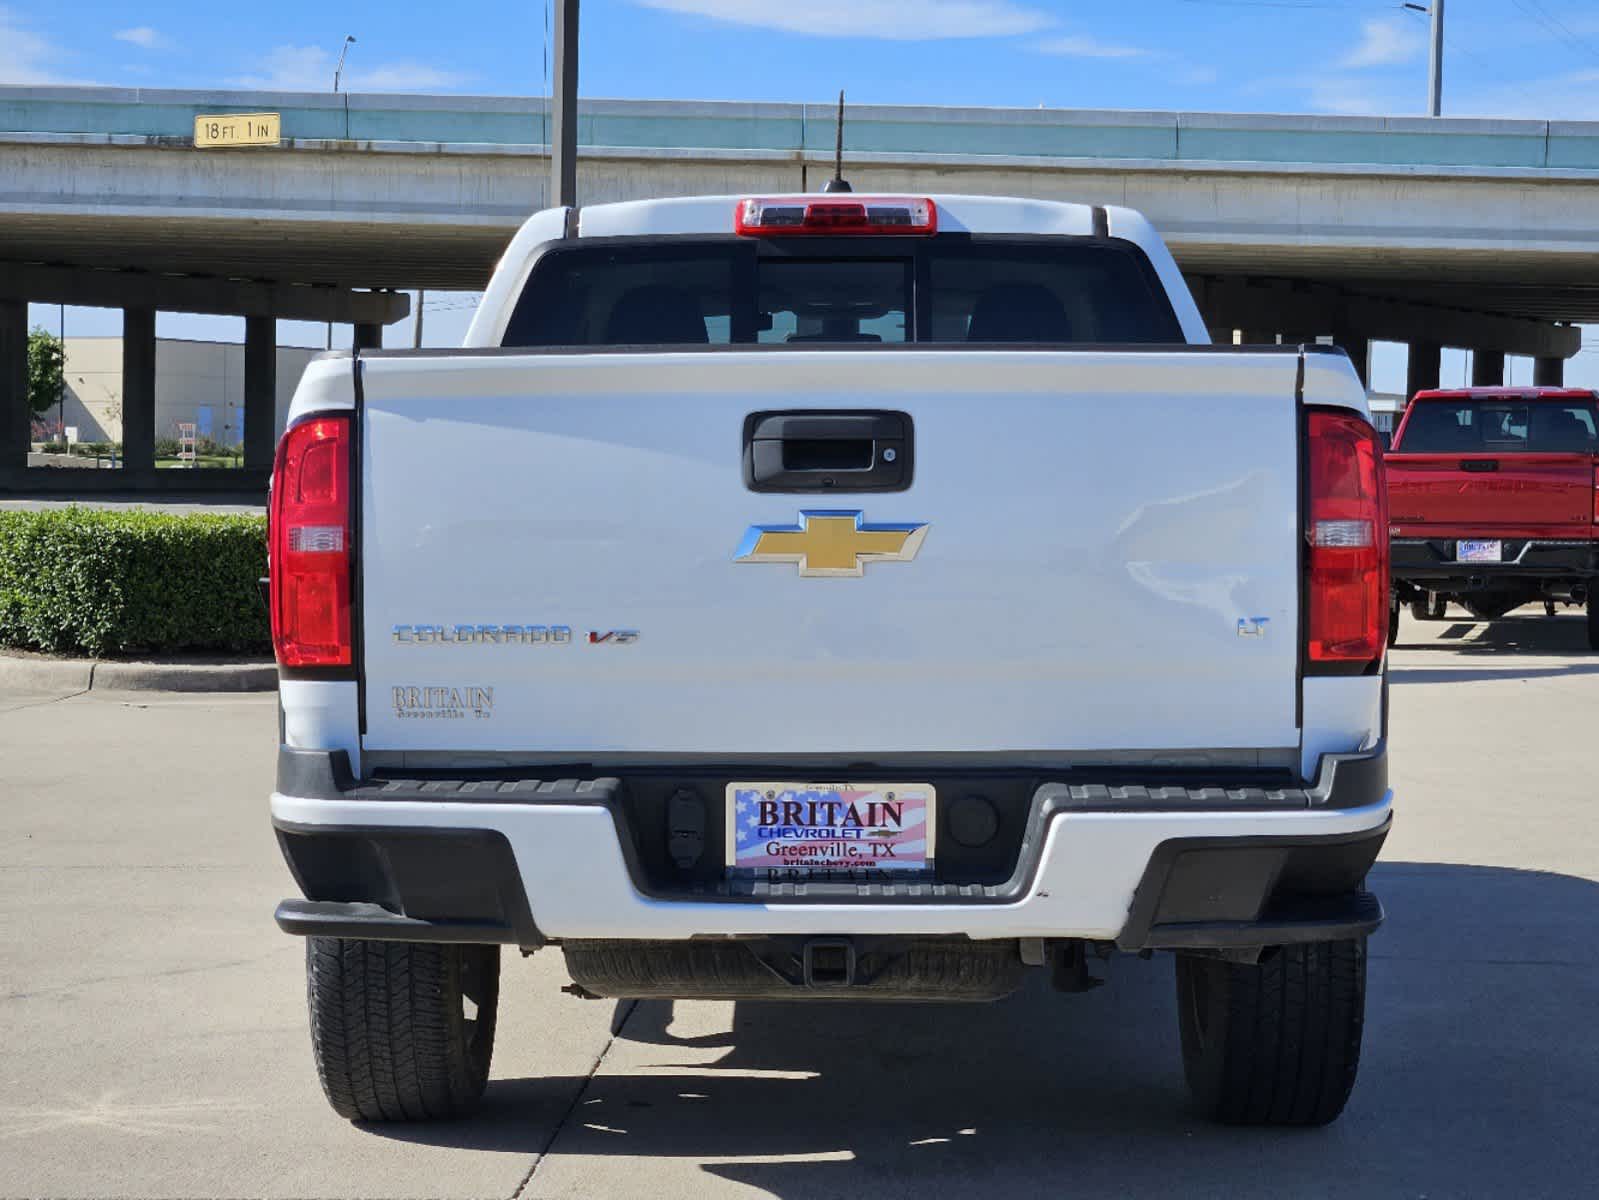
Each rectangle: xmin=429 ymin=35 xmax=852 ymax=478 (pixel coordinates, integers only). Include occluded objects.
xmin=734 ymin=510 xmax=930 ymax=578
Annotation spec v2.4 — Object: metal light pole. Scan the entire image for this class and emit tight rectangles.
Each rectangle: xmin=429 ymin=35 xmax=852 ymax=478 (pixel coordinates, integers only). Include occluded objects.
xmin=330 ymin=36 xmax=357 ymax=349
xmin=551 ymin=0 xmax=579 ymax=208
xmin=1403 ymin=3 xmax=1443 ymax=115
xmin=1427 ymin=0 xmax=1444 ymax=117
xmin=333 ymin=35 xmax=356 ymax=93
xmin=57 ymin=302 xmax=65 ymax=446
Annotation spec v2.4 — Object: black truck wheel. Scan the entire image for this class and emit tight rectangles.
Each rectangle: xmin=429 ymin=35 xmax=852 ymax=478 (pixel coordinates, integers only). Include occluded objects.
xmin=1175 ymin=938 xmax=1366 ymax=1126
xmin=1387 ymin=594 xmax=1400 ymax=647
xmin=306 ymin=938 xmax=500 ymax=1122
xmin=1588 ymin=595 xmax=1599 ymax=651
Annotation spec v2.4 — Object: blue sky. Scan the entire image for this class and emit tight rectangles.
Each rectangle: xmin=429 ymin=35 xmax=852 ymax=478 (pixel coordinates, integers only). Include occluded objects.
xmin=6 ymin=0 xmax=1599 ymax=116
xmin=9 ymin=0 xmax=1599 ymax=385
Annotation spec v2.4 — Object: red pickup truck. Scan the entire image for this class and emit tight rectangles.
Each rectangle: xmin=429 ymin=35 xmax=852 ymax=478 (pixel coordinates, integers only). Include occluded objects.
xmin=1386 ymin=387 xmax=1599 ymax=648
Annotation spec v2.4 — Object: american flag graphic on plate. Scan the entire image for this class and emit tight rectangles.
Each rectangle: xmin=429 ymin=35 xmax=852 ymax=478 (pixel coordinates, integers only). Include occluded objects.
xmin=726 ymin=783 xmax=935 ymax=874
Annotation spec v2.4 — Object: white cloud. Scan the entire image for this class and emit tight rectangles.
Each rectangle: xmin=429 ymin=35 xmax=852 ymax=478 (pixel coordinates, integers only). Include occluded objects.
xmin=637 ymin=0 xmax=1052 ymax=40
xmin=1339 ymin=17 xmax=1424 ymax=70
xmin=231 ymin=45 xmax=328 ymax=90
xmin=1036 ymin=35 xmax=1148 ymax=59
xmin=0 ymin=6 xmax=88 ymax=83
xmin=1448 ymin=68 xmax=1599 ymax=120
xmin=231 ymin=45 xmax=467 ymax=93
xmin=114 ymin=27 xmax=170 ymax=51
xmin=1305 ymin=77 xmax=1399 ymax=115
xmin=355 ymin=62 xmax=470 ymax=92
xmin=1292 ymin=60 xmax=1599 ymax=119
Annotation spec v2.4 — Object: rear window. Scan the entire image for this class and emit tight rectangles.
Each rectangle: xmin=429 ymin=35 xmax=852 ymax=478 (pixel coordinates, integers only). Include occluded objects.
xmin=501 ymin=238 xmax=1183 ymax=347
xmin=1398 ymin=397 xmax=1599 ymax=454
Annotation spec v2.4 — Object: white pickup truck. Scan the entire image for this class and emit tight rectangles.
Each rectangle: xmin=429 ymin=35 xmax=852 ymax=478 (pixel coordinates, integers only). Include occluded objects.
xmin=268 ymin=192 xmax=1393 ymax=1127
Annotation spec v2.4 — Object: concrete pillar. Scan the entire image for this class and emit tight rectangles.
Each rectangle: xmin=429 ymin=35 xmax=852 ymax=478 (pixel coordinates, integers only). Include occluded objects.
xmin=1406 ymin=340 xmax=1442 ymax=400
xmin=0 ymin=298 xmax=27 ymax=471
xmin=122 ymin=308 xmax=156 ymax=471
xmin=1534 ymin=356 xmax=1564 ymax=387
xmin=244 ymin=315 xmax=276 ymax=470
xmin=354 ymin=323 xmax=382 ymax=351
xmin=1471 ymin=350 xmax=1505 ymax=387
xmin=1331 ymin=329 xmax=1370 ymax=387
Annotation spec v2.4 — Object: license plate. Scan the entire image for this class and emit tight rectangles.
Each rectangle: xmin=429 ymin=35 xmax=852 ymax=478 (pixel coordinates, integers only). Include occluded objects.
xmin=1456 ymin=539 xmax=1502 ymax=563
xmin=726 ymin=783 xmax=935 ymax=875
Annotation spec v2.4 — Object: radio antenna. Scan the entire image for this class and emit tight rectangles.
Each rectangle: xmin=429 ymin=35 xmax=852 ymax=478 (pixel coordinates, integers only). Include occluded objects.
xmin=822 ymin=90 xmax=852 ymax=193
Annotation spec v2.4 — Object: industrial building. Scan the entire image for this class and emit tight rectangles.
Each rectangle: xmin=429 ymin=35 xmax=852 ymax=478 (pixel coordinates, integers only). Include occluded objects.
xmin=39 ymin=336 xmax=317 ymax=449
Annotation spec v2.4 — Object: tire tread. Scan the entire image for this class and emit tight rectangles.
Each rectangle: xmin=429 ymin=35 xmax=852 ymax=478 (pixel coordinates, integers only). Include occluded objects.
xmin=1178 ymin=938 xmax=1365 ymax=1126
xmin=305 ymin=938 xmax=498 ymax=1122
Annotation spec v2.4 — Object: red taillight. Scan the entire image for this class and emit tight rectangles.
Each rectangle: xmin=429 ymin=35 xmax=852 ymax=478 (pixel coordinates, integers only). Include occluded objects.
xmin=269 ymin=414 xmax=353 ymax=670
xmin=734 ymin=196 xmax=938 ymax=237
xmin=1306 ymin=408 xmax=1389 ymax=668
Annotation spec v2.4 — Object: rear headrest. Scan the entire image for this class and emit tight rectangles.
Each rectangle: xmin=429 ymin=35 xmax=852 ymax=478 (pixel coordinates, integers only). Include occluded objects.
xmin=966 ymin=283 xmax=1073 ymax=343
xmin=603 ymin=286 xmax=709 ymax=345
xmin=1531 ymin=407 xmax=1592 ymax=440
xmin=1406 ymin=406 xmax=1474 ymax=448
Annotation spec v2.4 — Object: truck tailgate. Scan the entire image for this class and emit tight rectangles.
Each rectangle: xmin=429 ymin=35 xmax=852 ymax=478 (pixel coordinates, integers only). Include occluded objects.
xmin=356 ymin=350 xmax=1303 ymax=757
xmin=1386 ymin=452 xmax=1596 ymax=533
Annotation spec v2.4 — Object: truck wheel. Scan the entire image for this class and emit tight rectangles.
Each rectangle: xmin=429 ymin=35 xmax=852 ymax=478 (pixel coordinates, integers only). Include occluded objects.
xmin=305 ymin=938 xmax=499 ymax=1122
xmin=1387 ymin=595 xmax=1400 ymax=647
xmin=1175 ymin=938 xmax=1365 ymax=1126
xmin=1588 ymin=596 xmax=1599 ymax=651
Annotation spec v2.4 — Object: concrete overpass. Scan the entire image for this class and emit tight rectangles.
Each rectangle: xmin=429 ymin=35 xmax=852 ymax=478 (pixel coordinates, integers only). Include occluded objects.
xmin=4 ymin=86 xmax=1598 ymax=491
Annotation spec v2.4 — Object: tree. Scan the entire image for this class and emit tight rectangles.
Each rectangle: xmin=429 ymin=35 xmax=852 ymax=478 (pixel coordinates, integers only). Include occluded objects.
xmin=27 ymin=327 xmax=65 ymax=416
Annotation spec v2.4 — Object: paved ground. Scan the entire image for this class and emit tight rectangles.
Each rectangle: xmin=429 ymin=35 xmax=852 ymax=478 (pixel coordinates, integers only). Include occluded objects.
xmin=2 ymin=610 xmax=1596 ymax=1199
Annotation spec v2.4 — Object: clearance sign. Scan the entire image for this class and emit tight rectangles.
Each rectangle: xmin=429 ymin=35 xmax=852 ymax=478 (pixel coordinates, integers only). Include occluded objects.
xmin=193 ymin=113 xmax=281 ymax=148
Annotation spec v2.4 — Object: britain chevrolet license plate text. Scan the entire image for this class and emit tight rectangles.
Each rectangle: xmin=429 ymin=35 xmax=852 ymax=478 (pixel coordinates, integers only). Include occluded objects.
xmin=726 ymin=783 xmax=935 ymax=875
xmin=1456 ymin=539 xmax=1502 ymax=563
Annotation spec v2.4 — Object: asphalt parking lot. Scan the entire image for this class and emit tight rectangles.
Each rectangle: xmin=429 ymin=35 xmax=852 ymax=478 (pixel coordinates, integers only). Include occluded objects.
xmin=3 ymin=611 xmax=1596 ymax=1199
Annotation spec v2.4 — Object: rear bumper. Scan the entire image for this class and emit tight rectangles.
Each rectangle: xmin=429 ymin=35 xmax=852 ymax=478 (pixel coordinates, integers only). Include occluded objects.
xmin=1391 ymin=537 xmax=1598 ymax=587
xmin=271 ymin=747 xmax=1391 ymax=950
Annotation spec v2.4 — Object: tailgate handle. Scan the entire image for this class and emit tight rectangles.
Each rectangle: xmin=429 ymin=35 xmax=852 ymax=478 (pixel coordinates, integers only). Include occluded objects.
xmin=743 ymin=410 xmax=912 ymax=493
xmin=1460 ymin=459 xmax=1499 ymax=472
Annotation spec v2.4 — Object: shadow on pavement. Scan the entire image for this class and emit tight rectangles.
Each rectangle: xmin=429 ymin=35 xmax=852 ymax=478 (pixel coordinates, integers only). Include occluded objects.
xmin=371 ymin=862 xmax=1599 ymax=1198
xmin=1391 ymin=663 xmax=1599 ymax=684
xmin=1395 ymin=611 xmax=1593 ymax=659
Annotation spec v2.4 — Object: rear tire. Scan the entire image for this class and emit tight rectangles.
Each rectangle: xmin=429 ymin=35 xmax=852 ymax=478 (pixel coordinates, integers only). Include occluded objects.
xmin=1175 ymin=938 xmax=1366 ymax=1126
xmin=306 ymin=938 xmax=500 ymax=1122
xmin=1387 ymin=594 xmax=1400 ymax=647
xmin=1587 ymin=595 xmax=1599 ymax=651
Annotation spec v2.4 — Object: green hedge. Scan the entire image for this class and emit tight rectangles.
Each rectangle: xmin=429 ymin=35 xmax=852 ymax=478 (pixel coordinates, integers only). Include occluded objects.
xmin=0 ymin=508 xmax=270 ymax=657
